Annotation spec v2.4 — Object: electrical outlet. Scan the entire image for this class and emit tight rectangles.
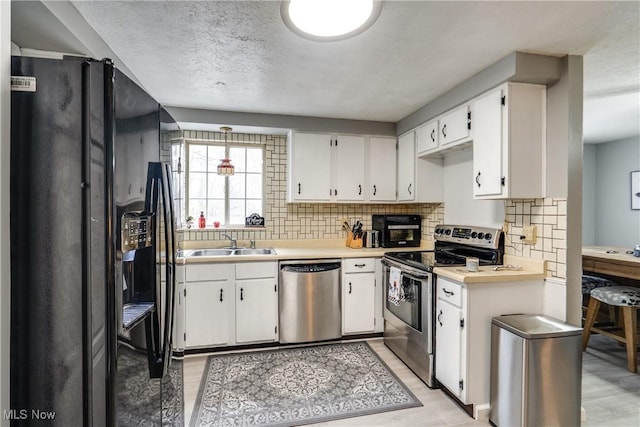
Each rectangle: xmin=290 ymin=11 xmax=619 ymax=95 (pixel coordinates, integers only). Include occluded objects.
xmin=523 ymin=225 xmax=537 ymax=244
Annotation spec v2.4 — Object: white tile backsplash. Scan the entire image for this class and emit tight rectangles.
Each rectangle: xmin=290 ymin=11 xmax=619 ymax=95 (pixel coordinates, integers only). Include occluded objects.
xmin=177 ymin=130 xmax=568 ymax=280
xmin=504 ymin=198 xmax=568 ymax=279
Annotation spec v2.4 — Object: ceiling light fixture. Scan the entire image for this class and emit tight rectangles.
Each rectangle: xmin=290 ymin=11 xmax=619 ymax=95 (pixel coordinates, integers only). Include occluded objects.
xmin=217 ymin=126 xmax=235 ymax=176
xmin=281 ymin=0 xmax=381 ymax=41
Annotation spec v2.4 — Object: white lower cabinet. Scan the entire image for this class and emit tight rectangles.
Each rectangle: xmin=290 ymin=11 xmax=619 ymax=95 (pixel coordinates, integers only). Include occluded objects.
xmin=342 ymin=258 xmax=376 ymax=335
xmin=434 ymin=276 xmax=544 ymax=418
xmin=185 ymin=281 xmax=233 ymax=347
xmin=436 ymin=296 xmax=463 ymax=399
xmin=235 ymin=278 xmax=278 ymax=343
xmin=184 ymin=263 xmax=233 ymax=348
xmin=184 ymin=261 xmax=278 ymax=349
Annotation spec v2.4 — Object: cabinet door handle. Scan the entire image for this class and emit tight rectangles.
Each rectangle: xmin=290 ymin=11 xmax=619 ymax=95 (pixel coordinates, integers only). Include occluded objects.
xmin=349 ymin=282 xmax=352 ymax=294
xmin=298 ymin=183 xmax=301 ymax=194
xmin=438 ymin=310 xmax=443 ymax=327
xmin=408 ymin=183 xmax=412 ymax=195
xmin=240 ymin=288 xmax=244 ymax=301
xmin=358 ymin=184 xmax=362 ymax=195
xmin=443 ymin=288 xmax=454 ymax=297
xmin=334 ymin=189 xmax=337 ymax=196
xmin=430 ymin=129 xmax=436 ymax=142
xmin=373 ymin=184 xmax=377 ymax=196
xmin=219 ymin=288 xmax=224 ymax=302
xmin=475 ymin=171 xmax=481 ymax=188
xmin=442 ymin=124 xmax=447 ymax=138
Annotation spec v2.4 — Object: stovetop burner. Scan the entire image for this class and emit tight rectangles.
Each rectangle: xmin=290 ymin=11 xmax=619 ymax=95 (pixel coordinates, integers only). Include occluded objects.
xmin=383 ymin=224 xmax=504 ymax=272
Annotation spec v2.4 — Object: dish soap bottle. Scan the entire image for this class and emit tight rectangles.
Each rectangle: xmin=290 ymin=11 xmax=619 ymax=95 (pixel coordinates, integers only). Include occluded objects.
xmin=198 ymin=211 xmax=206 ymax=229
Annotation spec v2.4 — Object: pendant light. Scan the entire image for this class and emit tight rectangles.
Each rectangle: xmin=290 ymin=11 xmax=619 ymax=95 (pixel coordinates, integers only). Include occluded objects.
xmin=217 ymin=126 xmax=235 ymax=176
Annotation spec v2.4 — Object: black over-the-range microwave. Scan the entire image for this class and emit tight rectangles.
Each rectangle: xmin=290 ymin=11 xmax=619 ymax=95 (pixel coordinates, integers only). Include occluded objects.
xmin=372 ymin=215 xmax=421 ymax=248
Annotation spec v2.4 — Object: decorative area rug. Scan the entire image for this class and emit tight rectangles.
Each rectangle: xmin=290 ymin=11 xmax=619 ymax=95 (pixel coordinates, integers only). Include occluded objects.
xmin=117 ymin=344 xmax=184 ymax=426
xmin=190 ymin=341 xmax=422 ymax=426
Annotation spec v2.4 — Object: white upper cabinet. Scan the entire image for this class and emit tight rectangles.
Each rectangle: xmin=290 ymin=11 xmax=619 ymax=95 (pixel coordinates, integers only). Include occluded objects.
xmin=368 ymin=137 xmax=397 ymax=201
xmin=440 ymin=105 xmax=471 ymax=146
xmin=416 ymin=119 xmax=439 ymax=154
xmin=472 ymin=82 xmax=545 ymax=199
xmin=288 ymin=131 xmax=398 ymax=203
xmin=288 ymin=132 xmax=332 ymax=201
xmin=397 ymin=132 xmax=416 ymax=201
xmin=335 ymin=135 xmax=366 ymax=201
xmin=398 ymin=131 xmax=443 ymax=203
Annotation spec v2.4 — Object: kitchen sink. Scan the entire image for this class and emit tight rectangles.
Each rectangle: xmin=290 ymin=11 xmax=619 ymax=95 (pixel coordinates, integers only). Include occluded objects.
xmin=183 ymin=248 xmax=277 ymax=257
xmin=232 ymin=248 xmax=277 ymax=255
xmin=186 ymin=248 xmax=235 ymax=257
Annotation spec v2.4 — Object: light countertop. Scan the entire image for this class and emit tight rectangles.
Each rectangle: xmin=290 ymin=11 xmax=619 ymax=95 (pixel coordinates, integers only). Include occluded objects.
xmin=179 ymin=239 xmax=434 ymax=263
xmin=582 ymin=246 xmax=640 ymax=280
xmin=179 ymin=241 xmax=546 ymax=285
xmin=582 ymin=246 xmax=640 ymax=264
xmin=433 ymin=255 xmax=546 ymax=284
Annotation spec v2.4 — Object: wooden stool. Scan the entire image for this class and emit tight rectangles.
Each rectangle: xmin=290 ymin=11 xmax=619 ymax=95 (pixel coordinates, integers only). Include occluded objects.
xmin=581 ymin=274 xmax=617 ymax=322
xmin=582 ymin=286 xmax=640 ymax=373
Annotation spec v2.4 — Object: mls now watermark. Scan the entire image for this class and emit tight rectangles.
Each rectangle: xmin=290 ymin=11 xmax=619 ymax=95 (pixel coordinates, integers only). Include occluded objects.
xmin=4 ymin=409 xmax=56 ymax=421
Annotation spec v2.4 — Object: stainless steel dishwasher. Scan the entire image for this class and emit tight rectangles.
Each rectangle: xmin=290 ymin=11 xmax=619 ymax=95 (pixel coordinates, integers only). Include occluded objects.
xmin=279 ymin=259 xmax=341 ymax=343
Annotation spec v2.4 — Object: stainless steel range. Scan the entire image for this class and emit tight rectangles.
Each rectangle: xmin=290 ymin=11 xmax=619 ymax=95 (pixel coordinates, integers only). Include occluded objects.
xmin=381 ymin=224 xmax=504 ymax=388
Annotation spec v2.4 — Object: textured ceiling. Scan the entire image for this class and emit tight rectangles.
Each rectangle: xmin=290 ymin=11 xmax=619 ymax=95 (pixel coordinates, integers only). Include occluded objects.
xmin=27 ymin=1 xmax=640 ymax=142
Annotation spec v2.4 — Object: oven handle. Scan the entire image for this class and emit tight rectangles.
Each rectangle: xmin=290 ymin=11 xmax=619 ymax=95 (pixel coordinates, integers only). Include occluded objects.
xmin=381 ymin=258 xmax=432 ymax=280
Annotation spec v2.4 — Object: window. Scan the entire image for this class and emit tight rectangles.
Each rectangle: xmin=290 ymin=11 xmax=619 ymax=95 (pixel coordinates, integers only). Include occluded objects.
xmin=185 ymin=140 xmax=264 ymax=227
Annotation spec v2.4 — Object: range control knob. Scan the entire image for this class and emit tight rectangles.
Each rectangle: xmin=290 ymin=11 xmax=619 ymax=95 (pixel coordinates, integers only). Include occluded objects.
xmin=485 ymin=233 xmax=492 ymax=240
xmin=435 ymin=228 xmax=442 ymax=235
xmin=445 ymin=229 xmax=451 ymax=235
xmin=471 ymin=232 xmax=478 ymax=239
xmin=478 ymin=232 xmax=485 ymax=240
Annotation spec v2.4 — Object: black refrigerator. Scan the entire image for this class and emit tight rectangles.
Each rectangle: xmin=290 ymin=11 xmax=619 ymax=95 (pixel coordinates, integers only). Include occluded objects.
xmin=10 ymin=56 xmax=183 ymax=426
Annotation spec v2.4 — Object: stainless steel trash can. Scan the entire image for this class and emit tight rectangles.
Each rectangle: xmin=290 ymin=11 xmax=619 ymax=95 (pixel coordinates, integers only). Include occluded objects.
xmin=490 ymin=314 xmax=583 ymax=427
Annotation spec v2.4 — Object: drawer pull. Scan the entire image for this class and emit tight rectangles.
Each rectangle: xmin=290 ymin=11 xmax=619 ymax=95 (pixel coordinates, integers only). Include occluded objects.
xmin=354 ymin=263 xmax=366 ymax=268
xmin=443 ymin=288 xmax=455 ymax=297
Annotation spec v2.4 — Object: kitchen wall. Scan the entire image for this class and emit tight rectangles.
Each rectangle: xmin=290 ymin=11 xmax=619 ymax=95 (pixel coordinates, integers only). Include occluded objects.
xmin=583 ymin=136 xmax=640 ymax=247
xmin=179 ymin=130 xmax=443 ymax=244
xmin=179 ymin=130 xmax=569 ymax=280
xmin=504 ymin=198 xmax=568 ymax=279
xmin=442 ymin=148 xmax=504 ymax=228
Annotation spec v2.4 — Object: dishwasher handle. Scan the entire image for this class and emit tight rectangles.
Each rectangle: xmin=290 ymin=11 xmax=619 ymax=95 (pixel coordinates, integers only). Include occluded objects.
xmin=281 ymin=262 xmax=341 ymax=273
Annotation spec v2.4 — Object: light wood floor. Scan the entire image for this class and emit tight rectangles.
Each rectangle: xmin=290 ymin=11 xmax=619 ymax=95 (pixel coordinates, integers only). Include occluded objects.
xmin=183 ymin=337 xmax=639 ymax=426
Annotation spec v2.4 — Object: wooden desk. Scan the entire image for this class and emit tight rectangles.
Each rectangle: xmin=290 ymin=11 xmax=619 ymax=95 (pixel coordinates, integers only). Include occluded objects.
xmin=582 ymin=246 xmax=640 ymax=281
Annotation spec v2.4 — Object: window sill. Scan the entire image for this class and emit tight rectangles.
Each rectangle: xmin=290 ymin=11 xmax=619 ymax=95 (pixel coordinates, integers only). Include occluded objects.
xmin=178 ymin=226 xmax=267 ymax=232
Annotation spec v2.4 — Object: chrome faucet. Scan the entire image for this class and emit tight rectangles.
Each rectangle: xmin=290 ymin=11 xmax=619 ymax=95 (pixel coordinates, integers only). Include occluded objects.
xmin=222 ymin=233 xmax=237 ymax=249
xmin=250 ymin=240 xmax=256 ymax=249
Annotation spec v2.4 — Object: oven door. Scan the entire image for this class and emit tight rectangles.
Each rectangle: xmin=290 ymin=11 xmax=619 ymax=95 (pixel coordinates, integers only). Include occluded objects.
xmin=386 ymin=270 xmax=422 ymax=331
xmin=382 ymin=259 xmax=435 ymax=387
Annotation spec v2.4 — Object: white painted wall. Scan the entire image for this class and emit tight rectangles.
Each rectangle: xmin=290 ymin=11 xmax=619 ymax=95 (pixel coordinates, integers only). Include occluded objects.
xmin=442 ymin=147 xmax=504 ymax=228
xmin=543 ymin=278 xmax=567 ymax=320
xmin=1 ymin=2 xmax=11 ymax=424
xmin=582 ymin=144 xmax=596 ymax=245
xmin=592 ymin=137 xmax=640 ymax=247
